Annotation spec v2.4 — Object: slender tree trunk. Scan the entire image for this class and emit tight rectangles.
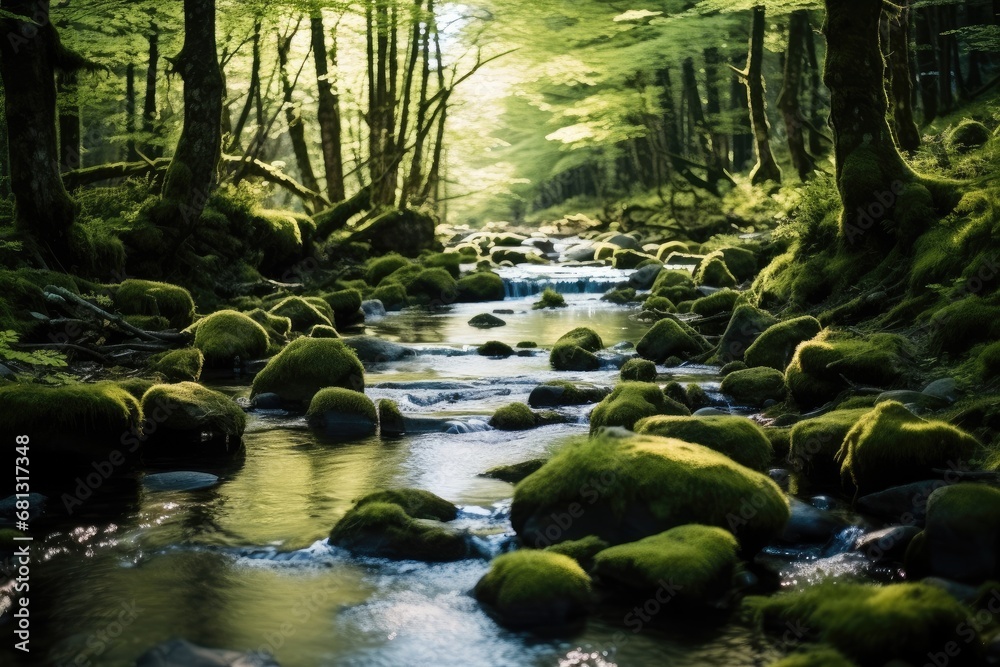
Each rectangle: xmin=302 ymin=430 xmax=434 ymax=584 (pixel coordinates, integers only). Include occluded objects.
xmin=311 ymin=11 xmax=346 ymax=202
xmin=0 ymin=0 xmax=77 ymax=256
xmin=883 ymin=2 xmax=921 ymax=152
xmin=778 ymin=11 xmax=814 ymax=180
xmin=421 ymin=22 xmax=447 ymax=204
xmin=682 ymin=57 xmax=718 ymax=171
xmin=142 ymin=20 xmax=161 ymax=158
xmin=229 ymin=19 xmax=261 ymax=152
xmin=804 ymin=17 xmax=826 ymax=156
xmin=915 ymin=7 xmax=939 ymax=123
xmin=277 ymin=23 xmax=320 ymax=200
xmin=730 ymin=62 xmax=753 ymax=171
xmin=390 ymin=0 xmax=423 ymax=208
xmin=703 ymin=47 xmax=728 ymax=170
xmin=405 ymin=0 xmax=432 ymax=203
xmin=57 ymin=71 xmax=81 ymax=171
xmin=746 ymin=6 xmax=781 ymax=185
xmin=936 ymin=7 xmax=954 ymax=114
xmin=157 ymin=0 xmax=223 ymax=239
xmin=126 ymin=63 xmax=138 ymax=161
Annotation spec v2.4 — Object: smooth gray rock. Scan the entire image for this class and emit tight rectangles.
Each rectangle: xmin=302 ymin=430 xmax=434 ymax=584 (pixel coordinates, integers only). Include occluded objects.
xmin=875 ymin=390 xmax=949 ymax=411
xmin=779 ymin=497 xmax=850 ymax=544
xmin=343 ymin=336 xmax=414 ymax=362
xmin=853 ymin=525 xmax=920 ymax=562
xmin=142 ymin=472 xmax=220 ymax=493
xmin=361 ymin=299 xmax=387 ymax=320
xmin=628 ymin=263 xmax=663 ymax=290
xmin=856 ymin=480 xmax=947 ymax=524
xmin=527 ymin=382 xmax=610 ymax=407
xmin=251 ymin=393 xmax=283 ymax=410
xmin=922 ymin=378 xmax=959 ymax=403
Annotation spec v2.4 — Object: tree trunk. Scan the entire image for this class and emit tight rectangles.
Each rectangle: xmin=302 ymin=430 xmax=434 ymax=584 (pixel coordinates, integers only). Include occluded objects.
xmin=57 ymin=71 xmax=81 ymax=172
xmin=276 ymin=23 xmax=320 ymax=202
xmin=936 ymin=7 xmax=954 ymax=114
xmin=682 ymin=57 xmax=716 ymax=170
xmin=746 ymin=6 xmax=782 ymax=185
xmin=0 ymin=0 xmax=77 ymax=255
xmin=142 ymin=20 xmax=161 ymax=158
xmin=367 ymin=0 xmax=400 ymax=207
xmin=391 ymin=0 xmax=423 ymax=208
xmin=778 ymin=10 xmax=814 ymax=180
xmin=157 ymin=0 xmax=223 ymax=240
xmin=883 ymin=1 xmax=921 ymax=152
xmin=420 ymin=8 xmax=447 ymax=205
xmin=311 ymin=11 xmax=346 ymax=202
xmin=914 ymin=7 xmax=939 ymax=123
xmin=703 ymin=47 xmax=728 ymax=171
xmin=730 ymin=62 xmax=753 ymax=171
xmin=229 ymin=19 xmax=261 ymax=152
xmin=404 ymin=0 xmax=433 ymax=204
xmin=126 ymin=63 xmax=139 ymax=161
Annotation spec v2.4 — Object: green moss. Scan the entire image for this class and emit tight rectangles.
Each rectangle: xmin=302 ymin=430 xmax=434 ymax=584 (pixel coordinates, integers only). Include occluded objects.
xmin=602 ymin=287 xmax=639 ymax=305
xmin=534 ymin=287 xmax=567 ymax=309
xmin=550 ymin=327 xmax=604 ymax=371
xmin=928 ymin=295 xmax=1000 ymax=355
xmin=946 ymin=119 xmax=991 ymax=153
xmin=482 ymin=458 xmax=547 ymax=484
xmin=655 ymin=241 xmax=690 ymax=261
xmin=479 ymin=340 xmax=514 ymax=357
xmin=636 ymin=318 xmax=710 ymax=362
xmin=532 ymin=380 xmax=610 ymax=406
xmin=309 ymin=324 xmax=340 ymax=338
xmin=511 ymin=432 xmax=789 ymax=551
xmin=269 ymin=296 xmax=333 ymax=332
xmin=371 ymin=283 xmax=408 ymax=310
xmin=322 ymin=289 xmax=363 ymax=324
xmin=422 ymin=251 xmax=462 ymax=278
xmin=490 ymin=402 xmax=538 ymax=430
xmin=716 ymin=247 xmax=758 ymax=282
xmin=620 ymin=358 xmax=657 ymax=382
xmin=251 ymin=209 xmax=305 ymax=270
xmin=720 ymin=361 xmax=748 ymax=375
xmin=115 ymin=279 xmax=195 ymax=329
xmin=192 ymin=310 xmax=270 ymax=367
xmin=686 ymin=383 xmax=711 ymax=410
xmin=590 ymin=382 xmax=690 ymax=433
xmin=246 ymin=308 xmax=292 ymax=342
xmin=150 ymin=348 xmax=204 ymax=382
xmin=306 ymin=387 xmax=377 ymax=436
xmin=329 ymin=497 xmax=468 ymax=562
xmin=593 ymin=524 xmax=738 ymax=603
xmin=141 ymin=382 xmax=246 ymax=437
xmin=745 ymin=316 xmax=823 ymax=370
xmin=354 ymin=488 xmax=459 ymax=520
xmin=469 ymin=313 xmax=506 ymax=328
xmin=456 ymin=271 xmax=506 ymax=302
xmin=642 ymin=295 xmax=675 ymax=313
xmin=612 ymin=249 xmax=656 ymax=269
xmin=635 ymin=415 xmax=773 ymax=471
xmin=767 ymin=648 xmax=858 ymax=667
xmin=517 ymin=341 xmax=537 ymax=349
xmin=788 ymin=409 xmax=870 ymax=481
xmin=746 ymin=582 xmax=977 ymax=666
xmin=690 ymin=289 xmax=740 ymax=317
xmin=118 ymin=378 xmax=156 ymax=401
xmin=838 ymin=401 xmax=979 ymax=492
xmin=694 ymin=256 xmax=738 ymax=288
xmin=663 ymin=381 xmax=689 ymax=406
xmin=977 ymin=341 xmax=1000 ymax=380
xmin=377 ymin=398 xmax=405 ymax=436
xmin=716 ymin=305 xmax=777 ymax=362
xmin=406 ymin=268 xmax=459 ymax=304
xmin=720 ymin=367 xmax=787 ymax=407
xmin=124 ymin=315 xmax=170 ymax=331
xmin=545 ymin=535 xmax=610 ymax=570
xmin=366 ymin=253 xmax=412 ymax=286
xmin=473 ymin=550 xmax=592 ymax=628
xmin=251 ymin=337 xmax=365 ymax=407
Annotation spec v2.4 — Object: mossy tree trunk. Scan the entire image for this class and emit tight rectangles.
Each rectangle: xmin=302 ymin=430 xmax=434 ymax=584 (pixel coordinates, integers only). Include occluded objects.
xmin=0 ymin=0 xmax=78 ymax=257
xmin=311 ymin=11 xmax=346 ymax=202
xmin=57 ymin=70 xmax=81 ymax=171
xmin=914 ymin=7 xmax=938 ymax=123
xmin=882 ymin=1 xmax=921 ymax=153
xmin=158 ymin=0 xmax=223 ymax=240
xmin=744 ymin=6 xmax=781 ymax=185
xmin=403 ymin=0 xmax=433 ymax=205
xmin=730 ymin=59 xmax=753 ymax=172
xmin=777 ymin=10 xmax=814 ymax=181
xmin=803 ymin=17 xmax=827 ymax=157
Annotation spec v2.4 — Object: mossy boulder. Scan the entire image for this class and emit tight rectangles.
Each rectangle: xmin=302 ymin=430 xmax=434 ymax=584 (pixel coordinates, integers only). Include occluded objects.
xmin=785 ymin=332 xmax=911 ymax=409
xmin=592 ymin=524 xmax=739 ymax=606
xmin=366 ymin=253 xmax=411 ymax=286
xmin=635 ymin=415 xmax=773 ymax=471
xmin=322 ymin=289 xmax=363 ymax=327
xmin=251 ymin=337 xmax=365 ymax=408
xmin=140 ymin=382 xmax=246 ymax=456
xmin=306 ymin=387 xmax=377 ymax=439
xmin=694 ymin=256 xmax=738 ymax=288
xmin=115 ymin=279 xmax=196 ymax=329
xmin=686 ymin=383 xmax=711 ymax=410
xmin=928 ymin=294 xmax=1000 ymax=355
xmin=192 ymin=310 xmax=270 ymax=367
xmin=905 ymin=483 xmax=1000 ymax=583
xmin=456 ymin=271 xmax=506 ymax=302
xmin=590 ymin=382 xmax=690 ymax=433
xmin=528 ymin=380 xmax=611 ymax=407
xmin=788 ymin=408 xmax=870 ymax=483
xmin=715 ymin=247 xmax=758 ymax=282
xmin=422 ymin=251 xmax=461 ymax=278
xmin=482 ymin=458 xmax=547 ymax=484
xmin=838 ymin=401 xmax=979 ymax=493
xmin=490 ymin=402 xmax=537 ymax=430
xmin=636 ymin=318 xmax=710 ymax=362
xmin=946 ymin=119 xmax=991 ymax=153
xmin=550 ymin=327 xmax=604 ymax=371
xmin=612 ymin=249 xmax=656 ymax=269
xmin=533 ymin=287 xmax=567 ymax=309
xmin=620 ymin=358 xmax=657 ymax=382
xmin=309 ymin=324 xmax=340 ymax=338
xmin=474 ymin=550 xmax=593 ymax=629
xmin=377 ymin=398 xmax=405 ymax=436
xmin=746 ymin=582 xmax=979 ymax=666
xmin=246 ymin=308 xmax=292 ymax=343
xmin=690 ymin=289 xmax=740 ymax=318
xmin=371 ymin=283 xmax=408 ymax=311
xmin=767 ymin=648 xmax=855 ymax=667
xmin=511 ymin=432 xmax=789 ymax=552
xmin=545 ymin=535 xmax=610 ymax=571
xmin=405 ymin=268 xmax=459 ymax=304
xmin=124 ymin=314 xmax=170 ymax=331
xmin=469 ymin=313 xmax=506 ymax=328
xmin=642 ymin=295 xmax=675 ymax=313
xmin=717 ymin=305 xmax=777 ymax=362
xmin=479 ymin=340 xmax=514 ymax=357
xmin=268 ymin=296 xmax=333 ymax=332
xmin=0 ymin=382 xmax=142 ymax=466
xmin=744 ymin=316 xmax=822 ymax=370
xmin=720 ymin=367 xmax=787 ymax=407
xmin=346 ymin=209 xmax=440 ymax=257
xmin=149 ymin=348 xmax=204 ymax=382
xmin=329 ymin=489 xmax=468 ymax=561
xmin=655 ymin=241 xmax=690 ymax=260
xmin=602 ymin=287 xmax=639 ymax=305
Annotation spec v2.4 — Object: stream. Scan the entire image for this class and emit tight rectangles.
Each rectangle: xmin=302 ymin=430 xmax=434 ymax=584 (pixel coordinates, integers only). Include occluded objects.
xmin=7 ymin=268 xmax=876 ymax=667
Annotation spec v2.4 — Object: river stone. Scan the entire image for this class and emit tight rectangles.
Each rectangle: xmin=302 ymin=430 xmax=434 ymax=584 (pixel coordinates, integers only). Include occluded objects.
xmin=627 ymin=263 xmax=663 ymax=290
xmin=527 ymin=381 xmax=611 ymax=407
xmin=343 ymin=336 xmax=414 ymax=362
xmin=0 ymin=493 xmax=45 ymax=521
xmin=856 ymin=480 xmax=948 ymax=524
xmin=853 ymin=525 xmax=920 ymax=563
xmin=779 ymin=497 xmax=850 ymax=544
xmin=693 ymin=407 xmax=729 ymax=416
xmin=562 ymin=242 xmax=597 ymax=262
xmin=361 ymin=299 xmax=387 ymax=320
xmin=136 ymin=639 xmax=281 ymax=666
xmin=252 ymin=393 xmax=283 ymax=410
xmin=469 ymin=313 xmax=507 ymax=328
xmin=142 ymin=471 xmax=220 ymax=493
xmin=922 ymin=378 xmax=959 ymax=403
xmin=481 ymin=459 xmax=548 ymax=484
xmin=0 ymin=363 xmax=14 ymax=380
xmin=662 ymin=252 xmax=705 ymax=267
xmin=604 ymin=233 xmax=641 ymax=250
xmin=875 ymin=390 xmax=949 ymax=411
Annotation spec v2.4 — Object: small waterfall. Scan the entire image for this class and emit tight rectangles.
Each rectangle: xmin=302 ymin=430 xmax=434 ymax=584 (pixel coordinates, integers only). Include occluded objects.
xmin=497 ymin=265 xmax=635 ymax=298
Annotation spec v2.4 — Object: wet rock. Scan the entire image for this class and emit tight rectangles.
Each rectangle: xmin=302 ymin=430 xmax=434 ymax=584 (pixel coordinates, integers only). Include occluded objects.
xmin=550 ymin=327 xmax=604 ymax=371
xmin=768 ymin=468 xmax=791 ymax=491
xmin=377 ymin=399 xmax=405 ymax=435
xmin=0 ymin=363 xmax=16 ymax=380
xmin=307 ymin=388 xmax=377 ymax=439
xmin=142 ymin=471 xmax=220 ymax=493
xmin=856 ymin=480 xmax=948 ymax=524
xmin=251 ymin=338 xmax=365 ymax=407
xmin=922 ymin=377 xmax=959 ymax=403
xmin=469 ymin=313 xmax=506 ymax=328
xmin=662 ymin=252 xmax=705 ymax=267
xmin=717 ymin=305 xmax=777 ymax=362
xmin=343 ymin=336 xmax=414 ymax=363
xmin=628 ymin=263 xmax=663 ymax=290
xmin=141 ymin=383 xmax=247 ymax=460
xmin=719 ymin=367 xmax=787 ymax=407
xmin=481 ymin=458 xmax=547 ymax=484
xmin=361 ymin=299 xmax=387 ymax=320
xmin=135 ymin=639 xmax=281 ymax=666
xmin=251 ymin=392 xmax=282 ymax=410
xmin=636 ymin=317 xmax=710 ymax=362
xmin=562 ymin=242 xmax=597 ymax=262
xmin=0 ymin=493 xmax=45 ymax=522
xmin=779 ymin=497 xmax=849 ymax=544
xmin=693 ymin=407 xmax=729 ymax=416
xmin=853 ymin=525 xmax=920 ymax=563
xmin=603 ymin=233 xmax=641 ymax=250
xmin=528 ymin=381 xmax=610 ymax=407
xmin=875 ymin=390 xmax=949 ymax=411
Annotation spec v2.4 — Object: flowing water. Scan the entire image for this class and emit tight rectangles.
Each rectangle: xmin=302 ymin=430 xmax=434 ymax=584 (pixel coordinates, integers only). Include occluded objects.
xmin=4 ymin=268 xmax=872 ymax=666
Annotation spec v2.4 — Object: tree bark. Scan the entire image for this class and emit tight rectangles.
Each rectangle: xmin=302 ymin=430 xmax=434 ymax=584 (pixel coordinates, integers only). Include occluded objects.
xmin=276 ymin=22 xmax=320 ymax=202
xmin=778 ymin=11 xmax=814 ymax=180
xmin=57 ymin=70 xmax=81 ymax=171
xmin=703 ymin=47 xmax=728 ymax=171
xmin=404 ymin=0 xmax=433 ymax=204
xmin=420 ymin=22 xmax=447 ymax=204
xmin=730 ymin=60 xmax=753 ymax=172
xmin=914 ymin=7 xmax=939 ymax=123
xmin=0 ymin=0 xmax=77 ymax=255
xmin=311 ymin=11 xmax=346 ymax=202
xmin=745 ymin=6 xmax=782 ymax=185
xmin=157 ymin=0 xmax=223 ymax=240
xmin=803 ymin=17 xmax=827 ymax=156
xmin=142 ymin=20 xmax=161 ymax=157
xmin=229 ymin=18 xmax=261 ymax=152
xmin=390 ymin=0 xmax=423 ymax=208
xmin=883 ymin=1 xmax=921 ymax=152
xmin=936 ymin=7 xmax=954 ymax=114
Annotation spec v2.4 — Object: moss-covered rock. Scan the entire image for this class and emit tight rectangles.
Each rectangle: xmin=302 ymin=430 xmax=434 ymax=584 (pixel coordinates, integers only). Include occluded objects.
xmin=406 ymin=268 xmax=459 ymax=304
xmin=686 ymin=383 xmax=711 ymax=410
xmin=366 ymin=253 xmax=411 ymax=286
xmin=371 ymin=283 xmax=408 ymax=311
xmin=620 ymin=358 xmax=657 ymax=382
xmin=511 ymin=432 xmax=789 ymax=552
xmin=655 ymin=241 xmax=690 ymax=261
xmin=545 ymin=535 xmax=610 ymax=571
xmin=528 ymin=380 xmax=611 ymax=407
xmin=946 ymin=119 xmax=991 ymax=153
xmin=377 ymin=398 xmax=405 ymax=436
xmin=150 ymin=348 xmax=204 ymax=382
xmin=928 ymin=294 xmax=1000 ymax=355
xmin=246 ymin=308 xmax=292 ymax=343
xmin=715 ymin=246 xmax=758 ymax=282
xmin=469 ymin=313 xmax=506 ymax=328
xmin=268 ymin=296 xmax=333 ymax=332
xmin=251 ymin=337 xmax=364 ymax=408
xmin=306 ymin=387 xmax=377 ymax=438
xmin=0 ymin=382 xmax=142 ymax=465
xmin=694 ymin=256 xmax=738 ymax=288
xmin=602 ymin=287 xmax=640 ymax=305
xmin=746 ymin=582 xmax=978 ymax=666
xmin=720 ymin=367 xmax=787 ymax=407
xmin=309 ymin=324 xmax=340 ymax=338
xmin=329 ymin=489 xmax=468 ymax=561
xmin=456 ymin=271 xmax=506 ymax=302
xmin=533 ymin=287 xmax=567 ymax=309
xmin=788 ymin=408 xmax=870 ymax=483
xmin=141 ymin=382 xmax=246 ymax=446
xmin=636 ymin=318 xmax=710 ymax=362
xmin=642 ymin=295 xmax=676 ymax=313
xmin=322 ymin=289 xmax=364 ymax=327
xmin=690 ymin=289 xmax=740 ymax=317
xmin=479 ymin=340 xmax=514 ymax=357
xmin=482 ymin=458 xmax=547 ymax=484
xmin=744 ymin=316 xmax=822 ymax=370
xmin=720 ymin=361 xmax=748 ymax=376
xmin=635 ymin=415 xmax=773 ymax=471
xmin=118 ymin=377 xmax=157 ymax=401
xmin=612 ymin=249 xmax=656 ymax=269
xmin=115 ymin=279 xmax=196 ymax=329
xmin=590 ymin=382 xmax=690 ymax=433
xmin=474 ymin=550 xmax=593 ymax=629
xmin=767 ymin=648 xmax=855 ymax=667
xmin=490 ymin=402 xmax=538 ymax=430
xmin=550 ymin=327 xmax=604 ymax=371
xmin=592 ymin=524 xmax=739 ymax=606
xmin=717 ymin=305 xmax=777 ymax=362
xmin=192 ymin=310 xmax=270 ymax=367
xmin=838 ymin=401 xmax=979 ymax=493
xmin=347 ymin=209 xmax=440 ymax=257
xmin=124 ymin=314 xmax=171 ymax=331
xmin=422 ymin=251 xmax=462 ymax=278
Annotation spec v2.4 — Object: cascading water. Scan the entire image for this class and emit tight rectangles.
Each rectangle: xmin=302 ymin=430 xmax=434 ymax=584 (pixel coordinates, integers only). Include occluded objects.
xmin=497 ymin=265 xmax=634 ymax=298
